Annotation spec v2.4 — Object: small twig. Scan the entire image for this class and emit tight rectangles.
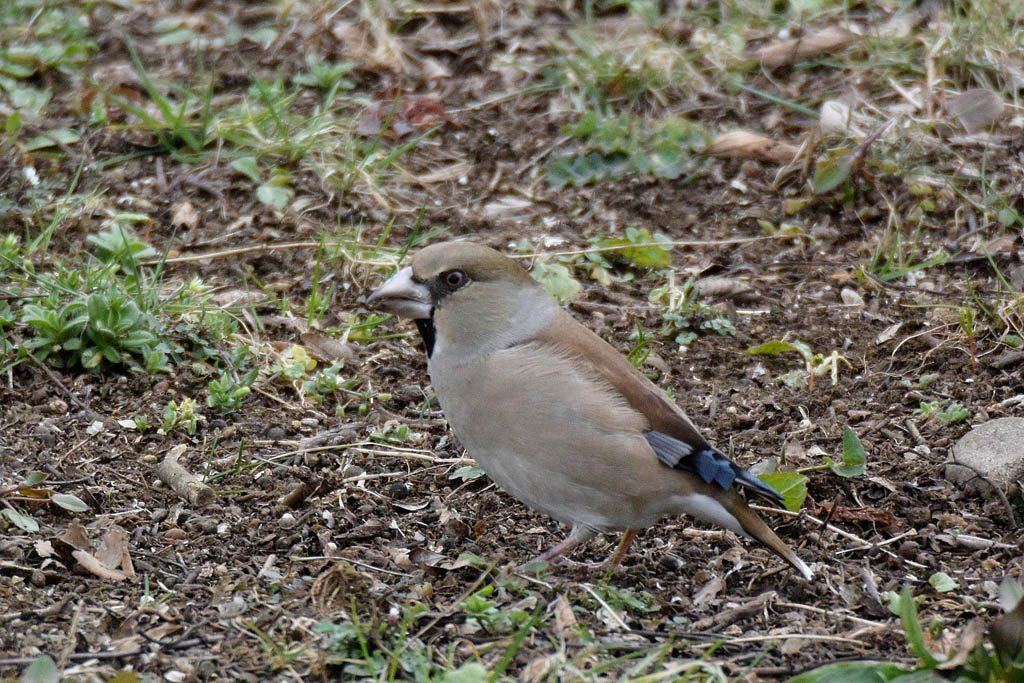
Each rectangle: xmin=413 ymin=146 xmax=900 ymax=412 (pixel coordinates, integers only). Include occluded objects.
xmin=692 ymin=591 xmax=775 ymax=631
xmin=155 ymin=445 xmax=216 ymax=507
xmin=750 ymin=504 xmax=928 ymax=569
xmin=581 ymin=583 xmax=632 ymax=631
xmin=836 ymin=529 xmax=917 ymax=555
xmin=57 ymin=599 xmax=85 ymax=670
xmin=775 ymin=600 xmax=889 ymax=629
xmin=722 ymin=632 xmax=864 ymax=646
xmin=904 ymin=418 xmax=926 ymax=446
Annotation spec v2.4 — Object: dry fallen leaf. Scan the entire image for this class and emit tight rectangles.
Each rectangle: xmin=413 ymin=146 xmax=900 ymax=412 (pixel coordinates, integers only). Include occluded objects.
xmin=876 ymin=322 xmax=903 ymax=344
xmin=551 ymin=593 xmax=578 ymax=639
xmin=96 ymin=526 xmax=136 ymax=579
xmin=751 ymin=26 xmax=852 ymax=67
xmin=170 ymin=200 xmax=200 ymax=230
xmin=300 ymin=330 xmax=355 ymax=363
xmin=707 ymin=130 xmax=800 ymax=163
xmin=948 ymin=89 xmax=1004 ymax=134
xmin=73 ymin=549 xmax=130 ymax=581
xmin=694 ymin=276 xmax=754 ymax=299
xmin=693 ymin=574 xmax=725 ymax=606
xmin=57 ymin=521 xmax=91 ymax=552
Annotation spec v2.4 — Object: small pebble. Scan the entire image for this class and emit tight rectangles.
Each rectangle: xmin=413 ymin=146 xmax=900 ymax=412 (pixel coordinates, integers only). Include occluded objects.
xmin=387 ymin=482 xmax=411 ymax=499
xmin=840 ymin=287 xmax=865 ymax=307
xmin=898 ymin=540 xmax=920 ymax=559
xmin=265 ymin=425 xmax=287 ymax=440
xmin=47 ymin=398 xmax=68 ymax=415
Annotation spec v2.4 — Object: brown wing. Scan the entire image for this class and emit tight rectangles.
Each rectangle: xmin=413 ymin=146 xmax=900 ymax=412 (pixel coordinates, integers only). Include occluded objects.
xmin=534 ymin=309 xmax=783 ymax=503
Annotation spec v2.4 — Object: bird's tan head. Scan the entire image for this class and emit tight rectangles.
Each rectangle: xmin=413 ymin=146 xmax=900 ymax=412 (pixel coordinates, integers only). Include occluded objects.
xmin=367 ymin=240 xmax=553 ymax=358
xmin=367 ymin=241 xmax=535 ymax=319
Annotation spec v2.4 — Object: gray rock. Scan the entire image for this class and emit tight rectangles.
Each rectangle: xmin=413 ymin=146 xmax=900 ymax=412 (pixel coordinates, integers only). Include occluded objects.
xmin=946 ymin=417 xmax=1024 ymax=495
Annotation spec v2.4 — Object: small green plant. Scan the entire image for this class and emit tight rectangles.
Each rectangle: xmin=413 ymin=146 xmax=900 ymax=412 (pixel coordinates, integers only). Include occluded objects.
xmin=650 ymin=273 xmax=736 ymax=346
xmin=370 ymin=423 xmax=421 ymax=446
xmin=313 ymin=599 xmax=477 ymax=679
xmin=865 ymin=228 xmax=951 ymax=283
xmin=594 ymin=227 xmax=673 ymax=270
xmin=21 ymin=287 xmax=169 ymax=371
xmin=627 ymin=320 xmax=656 ymax=369
xmin=587 ymin=584 xmax=659 ymax=615
xmin=461 ymin=585 xmax=532 ymax=633
xmin=300 ymin=360 xmax=354 ymax=404
xmin=938 ymin=403 xmax=970 ymax=424
xmin=162 ymin=397 xmax=201 ymax=435
xmin=293 ymin=55 xmax=355 ymax=94
xmin=793 ymin=582 xmax=1024 ymax=681
xmin=548 ymin=112 xmax=707 ymax=187
xmin=1 ymin=471 xmax=90 ymax=533
xmin=449 ymin=464 xmax=486 ymax=482
xmin=760 ymin=426 xmax=867 ymax=512
xmin=99 ymin=38 xmax=215 ymax=157
xmin=271 ymin=344 xmax=318 ymax=383
xmin=914 ymin=401 xmax=970 ymax=425
xmin=959 ymin=305 xmax=979 ymax=370
xmin=206 ymin=346 xmax=256 ymax=412
xmin=86 ymin=220 xmax=157 ymax=275
xmin=746 ymin=338 xmax=851 ymax=389
xmin=207 ymin=370 xmax=254 ymax=413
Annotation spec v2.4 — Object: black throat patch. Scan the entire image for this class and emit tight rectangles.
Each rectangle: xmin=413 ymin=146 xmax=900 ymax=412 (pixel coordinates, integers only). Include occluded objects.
xmin=415 ymin=316 xmax=436 ymax=358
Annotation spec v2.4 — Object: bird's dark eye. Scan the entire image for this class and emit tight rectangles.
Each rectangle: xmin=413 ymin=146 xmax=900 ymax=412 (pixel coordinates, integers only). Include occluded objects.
xmin=444 ymin=270 xmax=466 ymax=289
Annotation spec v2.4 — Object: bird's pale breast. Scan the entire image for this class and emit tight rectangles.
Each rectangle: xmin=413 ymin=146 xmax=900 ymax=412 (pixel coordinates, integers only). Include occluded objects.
xmin=429 ymin=343 xmax=688 ymax=532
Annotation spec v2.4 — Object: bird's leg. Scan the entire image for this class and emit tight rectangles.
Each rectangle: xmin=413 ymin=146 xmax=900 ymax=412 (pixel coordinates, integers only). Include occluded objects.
xmin=520 ymin=525 xmax=596 ymax=570
xmin=607 ymin=529 xmax=639 ymax=567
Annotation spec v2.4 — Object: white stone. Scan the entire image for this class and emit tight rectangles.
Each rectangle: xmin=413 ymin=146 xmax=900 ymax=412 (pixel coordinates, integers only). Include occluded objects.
xmin=946 ymin=417 xmax=1024 ymax=495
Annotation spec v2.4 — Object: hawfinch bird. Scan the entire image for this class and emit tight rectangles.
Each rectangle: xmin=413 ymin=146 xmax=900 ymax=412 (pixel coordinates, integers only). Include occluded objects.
xmin=368 ymin=241 xmax=812 ymax=579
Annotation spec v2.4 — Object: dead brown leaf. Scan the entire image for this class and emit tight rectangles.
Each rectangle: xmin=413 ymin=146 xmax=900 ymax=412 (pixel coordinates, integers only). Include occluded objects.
xmin=551 ymin=593 xmax=578 ymax=639
xmin=72 ymin=549 xmax=130 ymax=581
xmin=694 ymin=276 xmax=754 ymax=299
xmin=301 ymin=330 xmax=355 ymax=363
xmin=57 ymin=521 xmax=91 ymax=552
xmin=707 ymin=130 xmax=800 ymax=163
xmin=808 ymin=502 xmax=900 ymax=527
xmin=948 ymin=89 xmax=1004 ymax=134
xmin=170 ymin=200 xmax=200 ymax=230
xmin=751 ymin=26 xmax=852 ymax=67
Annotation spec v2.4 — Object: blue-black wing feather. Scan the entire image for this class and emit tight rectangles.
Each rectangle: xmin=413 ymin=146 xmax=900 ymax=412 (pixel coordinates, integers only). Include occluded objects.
xmin=645 ymin=429 xmax=783 ymax=503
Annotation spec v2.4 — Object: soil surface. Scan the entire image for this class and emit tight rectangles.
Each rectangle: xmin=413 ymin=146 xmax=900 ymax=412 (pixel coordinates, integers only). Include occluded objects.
xmin=1 ymin=2 xmax=1023 ymax=680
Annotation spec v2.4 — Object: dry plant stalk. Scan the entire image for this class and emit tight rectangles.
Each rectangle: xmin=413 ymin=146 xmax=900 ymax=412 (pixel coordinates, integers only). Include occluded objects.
xmin=156 ymin=444 xmax=216 ymax=507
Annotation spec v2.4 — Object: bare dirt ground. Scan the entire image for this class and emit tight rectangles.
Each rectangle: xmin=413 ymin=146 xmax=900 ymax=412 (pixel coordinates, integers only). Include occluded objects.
xmin=1 ymin=1 xmax=1023 ymax=680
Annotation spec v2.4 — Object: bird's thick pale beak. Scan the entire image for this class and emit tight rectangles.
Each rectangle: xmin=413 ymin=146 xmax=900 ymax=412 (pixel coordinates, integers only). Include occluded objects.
xmin=367 ymin=266 xmax=433 ymax=319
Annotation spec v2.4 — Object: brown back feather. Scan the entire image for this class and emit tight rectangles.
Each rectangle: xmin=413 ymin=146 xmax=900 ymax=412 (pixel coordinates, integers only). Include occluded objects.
xmin=535 ymin=310 xmax=713 ymax=451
